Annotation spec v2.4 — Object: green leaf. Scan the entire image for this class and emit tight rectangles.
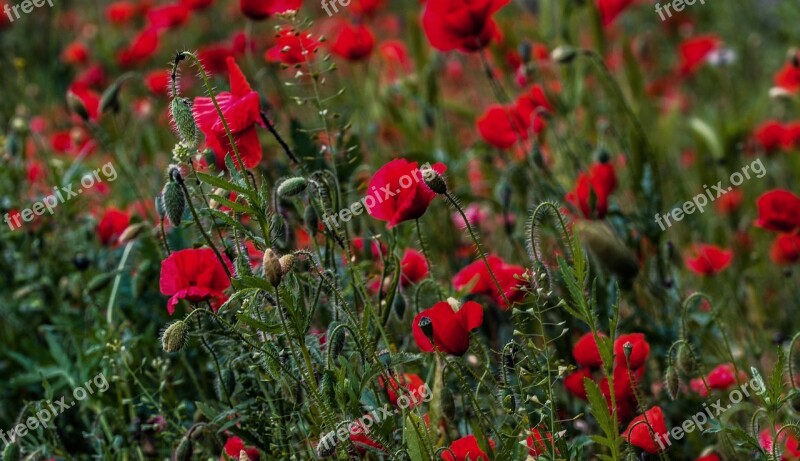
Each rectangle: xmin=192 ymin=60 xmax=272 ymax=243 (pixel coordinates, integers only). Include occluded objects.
xmin=404 ymin=413 xmax=430 ymax=461
xmin=196 ymin=171 xmax=252 ymax=197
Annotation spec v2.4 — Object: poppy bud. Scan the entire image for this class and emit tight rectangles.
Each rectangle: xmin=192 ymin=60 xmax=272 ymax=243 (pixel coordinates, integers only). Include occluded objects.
xmin=393 ymin=293 xmax=406 ymax=319
xmin=279 ymin=254 xmax=295 ymax=275
xmin=170 ymin=97 xmax=198 ymax=149
xmin=622 ymin=341 xmax=633 ymax=362
xmin=665 ymin=366 xmax=680 ymax=400
xmin=418 ymin=316 xmax=434 ymax=340
xmin=676 ymin=343 xmax=694 ymax=374
xmin=320 ymin=370 xmax=336 ymax=407
xmin=238 ymin=450 xmax=249 ymax=461
xmin=277 ymin=177 xmax=308 ymax=197
xmin=441 ymin=388 xmax=456 ymax=420
xmin=327 ymin=324 xmax=346 ymax=365
xmin=421 ymin=165 xmax=447 ymax=195
xmin=172 ymin=435 xmax=193 ymax=461
xmin=162 ymin=181 xmax=185 ymax=227
xmin=100 ymin=80 xmax=123 ymax=115
xmin=2 ymin=442 xmax=19 ymax=461
xmin=67 ymin=90 xmax=90 ymax=121
xmin=262 ymin=249 xmax=282 ymax=287
xmin=72 ymin=253 xmax=91 ymax=271
xmin=550 ymin=46 xmax=578 ymax=64
xmin=119 ymin=223 xmax=146 ymax=244
xmin=162 ymin=320 xmax=189 ymax=353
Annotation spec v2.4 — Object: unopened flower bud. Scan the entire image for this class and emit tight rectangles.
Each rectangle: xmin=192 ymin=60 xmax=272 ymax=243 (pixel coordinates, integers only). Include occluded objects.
xmin=170 ymin=97 xmax=198 ymax=149
xmin=665 ymin=365 xmax=680 ymax=400
xmin=172 ymin=435 xmax=193 ymax=461
xmin=551 ymin=46 xmax=578 ymax=64
xmin=162 ymin=181 xmax=185 ymax=227
xmin=262 ymin=249 xmax=282 ymax=287
xmin=418 ymin=316 xmax=434 ymax=341
xmin=676 ymin=343 xmax=694 ymax=374
xmin=421 ymin=165 xmax=447 ymax=195
xmin=277 ymin=177 xmax=308 ymax=198
xmin=67 ymin=91 xmax=90 ymax=121
xmin=119 ymin=223 xmax=146 ymax=244
xmin=622 ymin=341 xmax=633 ymax=362
xmin=162 ymin=320 xmax=189 ymax=353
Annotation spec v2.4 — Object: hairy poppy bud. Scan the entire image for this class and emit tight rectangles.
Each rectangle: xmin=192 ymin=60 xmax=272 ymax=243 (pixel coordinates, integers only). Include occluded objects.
xmin=622 ymin=341 xmax=633 ymax=362
xmin=551 ymin=46 xmax=577 ymax=64
xmin=279 ymin=254 xmax=295 ymax=275
xmin=676 ymin=343 xmax=694 ymax=374
xmin=277 ymin=177 xmax=308 ymax=197
xmin=162 ymin=320 xmax=189 ymax=353
xmin=162 ymin=181 xmax=185 ymax=227
xmin=418 ymin=316 xmax=434 ymax=340
xmin=170 ymin=97 xmax=198 ymax=149
xmin=172 ymin=435 xmax=193 ymax=461
xmin=119 ymin=223 xmax=146 ymax=244
xmin=262 ymin=249 xmax=282 ymax=287
xmin=421 ymin=165 xmax=447 ymax=195
xmin=665 ymin=365 xmax=680 ymax=400
xmin=67 ymin=90 xmax=90 ymax=121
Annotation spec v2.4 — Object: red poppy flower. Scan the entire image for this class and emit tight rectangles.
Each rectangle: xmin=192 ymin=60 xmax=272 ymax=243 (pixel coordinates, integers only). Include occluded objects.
xmin=421 ymin=0 xmax=509 ymax=52
xmin=401 ymin=249 xmax=428 ymax=286
xmin=118 ymin=27 xmax=161 ymax=66
xmin=690 ymin=377 xmax=709 ymax=397
xmin=573 ymin=332 xmax=605 ymax=368
xmin=614 ymin=333 xmax=650 ymax=369
xmin=564 ymin=368 xmax=592 ymax=399
xmin=442 ymin=435 xmax=490 ymax=461
xmin=412 ymin=300 xmax=483 ymax=356
xmin=770 ymin=233 xmax=800 ymax=265
xmin=565 ymin=162 xmax=618 ymax=219
xmin=597 ymin=0 xmax=639 ymax=26
xmin=223 ymin=436 xmax=259 ymax=460
xmin=623 ymin=406 xmax=668 ymax=454
xmin=331 ymin=23 xmax=375 ymax=61
xmin=678 ymin=35 xmax=721 ymax=76
xmin=781 ymin=122 xmax=800 ymax=151
xmin=526 ymin=428 xmax=554 ymax=456
xmin=62 ymin=42 xmax=89 ymax=65
xmin=696 ymin=454 xmax=721 ymax=461
xmin=774 ymin=54 xmax=800 ymax=94
xmin=265 ymin=26 xmax=320 ymax=65
xmin=452 ymin=255 xmax=526 ymax=308
xmin=146 ymin=3 xmax=189 ymax=30
xmin=759 ymin=426 xmax=800 ymax=460
xmin=477 ymin=105 xmax=528 ymax=149
xmin=379 ymin=373 xmax=426 ymax=408
xmin=159 ymin=248 xmax=232 ymax=315
xmin=97 ymin=208 xmax=131 ymax=247
xmin=145 ymin=70 xmax=170 ymax=96
xmin=351 ymin=0 xmax=382 ymax=15
xmin=366 ymin=158 xmax=446 ymax=228
xmin=106 ymin=1 xmax=138 ymax=24
xmin=600 ymin=365 xmax=645 ymax=401
xmin=240 ymin=0 xmax=301 ymax=20
xmin=755 ymin=120 xmax=788 ymax=153
xmin=707 ymin=363 xmax=737 ymax=390
xmin=684 ymin=244 xmax=733 ymax=276
xmin=193 ymin=57 xmax=263 ymax=169
xmin=756 ymin=190 xmax=800 ymax=233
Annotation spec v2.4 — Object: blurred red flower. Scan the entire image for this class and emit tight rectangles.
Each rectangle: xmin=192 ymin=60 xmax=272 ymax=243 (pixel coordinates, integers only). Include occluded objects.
xmin=106 ymin=1 xmax=138 ymax=24
xmin=223 ymin=436 xmax=259 ymax=460
xmin=365 ymin=158 xmax=445 ymax=228
xmin=684 ymin=244 xmax=733 ymax=276
xmin=442 ymin=434 xmax=491 ymax=461
xmin=755 ymin=189 xmax=800 ymax=233
xmin=770 ymin=233 xmax=800 ymax=265
xmin=400 ymin=248 xmax=428 ymax=286
xmin=759 ymin=426 xmax=800 ymax=460
xmin=379 ymin=373 xmax=426 ymax=407
xmin=240 ymin=0 xmax=301 ymax=20
xmin=452 ymin=255 xmax=525 ymax=308
xmin=774 ymin=54 xmax=800 ymax=94
xmin=526 ymin=428 xmax=553 ymax=456
xmin=265 ymin=26 xmax=320 ymax=65
xmin=597 ymin=0 xmax=639 ymax=26
xmin=707 ymin=363 xmax=737 ymax=390
xmin=146 ymin=3 xmax=189 ymax=30
xmin=193 ymin=56 xmax=263 ymax=169
xmin=181 ymin=0 xmax=213 ymax=10
xmin=755 ymin=120 xmax=788 ymax=153
xmin=97 ymin=208 xmax=131 ymax=247
xmin=477 ymin=105 xmax=528 ymax=149
xmin=623 ymin=406 xmax=668 ymax=454
xmin=565 ymin=162 xmax=618 ymax=219
xmin=118 ymin=27 xmax=161 ymax=66
xmin=678 ymin=35 xmax=721 ymax=76
xmin=412 ymin=300 xmax=483 ymax=356
xmin=62 ymin=42 xmax=89 ymax=65
xmin=564 ymin=368 xmax=592 ymax=399
xmin=421 ymin=0 xmax=509 ymax=52
xmin=331 ymin=23 xmax=375 ymax=61
xmin=159 ymin=248 xmax=232 ymax=315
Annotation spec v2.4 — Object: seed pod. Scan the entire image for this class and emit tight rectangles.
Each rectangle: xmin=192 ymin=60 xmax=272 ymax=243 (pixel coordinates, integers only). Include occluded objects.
xmin=665 ymin=366 xmax=680 ymax=400
xmin=3 ymin=442 xmax=20 ymax=461
xmin=162 ymin=320 xmax=189 ymax=353
xmin=172 ymin=436 xmax=193 ymax=461
xmin=162 ymin=181 xmax=185 ymax=227
xmin=279 ymin=254 xmax=296 ymax=275
xmin=277 ymin=177 xmax=308 ymax=197
xmin=420 ymin=166 xmax=447 ymax=195
xmin=170 ymin=97 xmax=198 ymax=148
xmin=262 ymin=249 xmax=282 ymax=287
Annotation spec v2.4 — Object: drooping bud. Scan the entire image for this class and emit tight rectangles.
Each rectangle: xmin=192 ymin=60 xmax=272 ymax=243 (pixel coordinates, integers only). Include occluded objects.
xmin=550 ymin=46 xmax=578 ymax=64
xmin=162 ymin=181 xmax=185 ymax=227
xmin=66 ymin=90 xmax=90 ymax=121
xmin=676 ymin=343 xmax=694 ymax=374
xmin=119 ymin=223 xmax=146 ymax=244
xmin=665 ymin=365 xmax=680 ymax=400
xmin=170 ymin=97 xmax=198 ymax=149
xmin=172 ymin=435 xmax=193 ymax=461
xmin=277 ymin=177 xmax=308 ymax=198
xmin=418 ymin=316 xmax=434 ymax=341
xmin=262 ymin=249 xmax=282 ymax=287
xmin=279 ymin=254 xmax=296 ymax=275
xmin=162 ymin=320 xmax=189 ymax=353
xmin=420 ymin=165 xmax=447 ymax=195
xmin=393 ymin=293 xmax=406 ymax=319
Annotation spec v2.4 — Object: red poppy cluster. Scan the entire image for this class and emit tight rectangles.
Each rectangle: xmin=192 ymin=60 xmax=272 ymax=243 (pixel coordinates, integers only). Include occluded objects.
xmin=754 ymin=120 xmax=800 ymax=154
xmin=477 ymin=85 xmax=551 ymax=150
xmin=684 ymin=244 xmax=733 ymax=276
xmin=565 ymin=161 xmax=618 ymax=219
xmin=756 ymin=189 xmax=800 ymax=265
xmin=452 ymin=255 xmax=526 ymax=308
xmin=421 ymin=0 xmax=509 ymax=52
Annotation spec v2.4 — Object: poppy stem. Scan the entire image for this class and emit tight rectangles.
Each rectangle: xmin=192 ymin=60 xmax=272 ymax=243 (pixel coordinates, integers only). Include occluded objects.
xmin=445 ymin=191 xmax=512 ymax=308
xmin=175 ymin=176 xmax=232 ymax=279
xmin=260 ymin=111 xmax=300 ymax=165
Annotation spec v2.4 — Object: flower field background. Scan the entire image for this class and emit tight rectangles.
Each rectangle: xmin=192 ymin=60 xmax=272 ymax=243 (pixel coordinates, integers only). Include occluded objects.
xmin=2 ymin=0 xmax=800 ymax=459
